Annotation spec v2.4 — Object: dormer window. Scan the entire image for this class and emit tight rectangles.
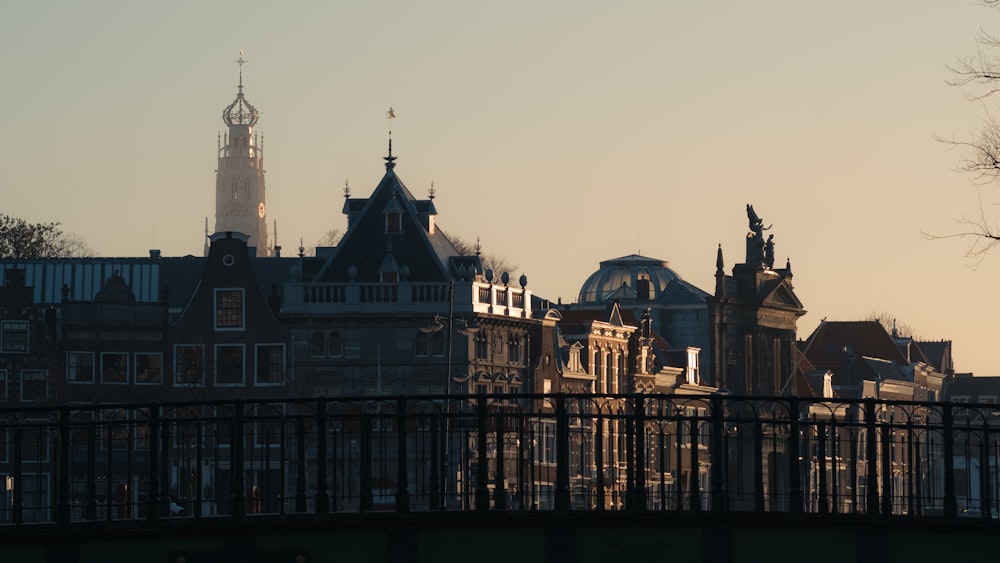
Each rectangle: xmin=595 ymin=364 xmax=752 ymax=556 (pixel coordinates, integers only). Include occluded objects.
xmin=386 ymin=212 xmax=401 ymax=233
xmin=384 ymin=199 xmax=403 ymax=233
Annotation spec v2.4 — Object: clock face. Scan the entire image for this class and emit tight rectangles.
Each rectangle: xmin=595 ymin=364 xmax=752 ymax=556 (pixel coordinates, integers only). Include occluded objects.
xmin=258 ymin=202 xmax=266 ymax=218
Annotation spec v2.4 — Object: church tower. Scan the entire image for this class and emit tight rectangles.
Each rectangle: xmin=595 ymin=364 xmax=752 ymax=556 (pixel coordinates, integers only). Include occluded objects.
xmin=213 ymin=54 xmax=269 ymax=256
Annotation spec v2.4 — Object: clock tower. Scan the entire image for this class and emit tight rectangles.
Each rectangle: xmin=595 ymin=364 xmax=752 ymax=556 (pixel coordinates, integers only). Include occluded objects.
xmin=213 ymin=53 xmax=269 ymax=256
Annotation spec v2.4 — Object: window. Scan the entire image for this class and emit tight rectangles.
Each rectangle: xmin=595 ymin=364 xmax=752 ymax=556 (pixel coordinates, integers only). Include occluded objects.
xmin=415 ymin=331 xmax=445 ymax=357
xmin=215 ymin=345 xmax=244 ymax=386
xmin=255 ymin=344 xmax=284 ymax=385
xmin=214 ymin=288 xmax=245 ymax=330
xmin=1 ymin=321 xmax=28 ymax=353
xmin=67 ymin=352 xmax=95 ymax=383
xmin=135 ymin=353 xmax=162 ymax=384
xmin=0 ymin=369 xmax=6 ymax=401
xmin=475 ymin=331 xmax=488 ymax=360
xmin=20 ymin=370 xmax=47 ymax=402
xmin=311 ymin=331 xmax=325 ymax=356
xmin=508 ymin=335 xmax=523 ymax=363
xmin=686 ymin=348 xmax=700 ymax=385
xmin=386 ymin=212 xmax=401 ymax=233
xmin=101 ymin=352 xmax=128 ymax=384
xmin=329 ymin=331 xmax=343 ymax=357
xmin=175 ymin=345 xmax=204 ymax=386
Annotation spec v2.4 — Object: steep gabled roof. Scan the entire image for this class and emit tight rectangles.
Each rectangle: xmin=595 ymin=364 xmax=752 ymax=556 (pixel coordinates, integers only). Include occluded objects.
xmin=801 ymin=321 xmax=908 ymax=370
xmin=657 ymin=278 xmax=710 ymax=306
xmin=914 ymin=340 xmax=953 ymax=374
xmin=316 ymin=158 xmax=468 ymax=283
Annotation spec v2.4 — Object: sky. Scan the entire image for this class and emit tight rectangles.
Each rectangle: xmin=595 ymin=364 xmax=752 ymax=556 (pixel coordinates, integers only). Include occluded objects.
xmin=3 ymin=1 xmax=1000 ymax=374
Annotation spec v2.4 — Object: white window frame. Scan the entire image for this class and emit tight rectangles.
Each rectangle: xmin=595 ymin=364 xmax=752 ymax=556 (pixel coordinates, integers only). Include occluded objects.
xmin=19 ymin=370 xmax=47 ymax=402
xmin=134 ymin=352 xmax=162 ymax=385
xmin=67 ymin=351 xmax=95 ymax=383
xmin=214 ymin=288 xmax=246 ymax=331
xmin=100 ymin=352 xmax=129 ymax=385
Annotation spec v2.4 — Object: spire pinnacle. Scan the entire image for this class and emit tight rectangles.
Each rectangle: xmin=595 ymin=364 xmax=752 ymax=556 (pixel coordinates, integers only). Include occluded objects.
xmin=384 ymin=107 xmax=397 ymax=169
xmin=236 ymin=50 xmax=245 ymax=92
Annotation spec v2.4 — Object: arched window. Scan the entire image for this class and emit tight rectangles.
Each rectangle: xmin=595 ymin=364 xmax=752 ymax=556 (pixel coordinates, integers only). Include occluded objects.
xmin=415 ymin=331 xmax=430 ymax=357
xmin=311 ymin=331 xmax=325 ymax=356
xmin=431 ymin=331 xmax=445 ymax=356
xmin=329 ymin=331 xmax=343 ymax=357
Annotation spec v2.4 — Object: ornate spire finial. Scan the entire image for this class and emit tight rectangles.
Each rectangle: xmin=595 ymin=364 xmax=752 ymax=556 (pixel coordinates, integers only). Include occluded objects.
xmin=236 ymin=50 xmax=246 ymax=92
xmin=298 ymin=237 xmax=305 ymax=258
xmin=384 ymin=107 xmax=397 ymax=169
xmin=222 ymin=51 xmax=259 ymax=126
xmin=343 ymin=180 xmax=351 ymax=199
xmin=474 ymin=236 xmax=482 ymax=256
xmin=428 ymin=181 xmax=436 ymax=200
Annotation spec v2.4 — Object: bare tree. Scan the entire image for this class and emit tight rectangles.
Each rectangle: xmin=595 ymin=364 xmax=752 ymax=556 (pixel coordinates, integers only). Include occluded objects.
xmin=933 ymin=1 xmax=1000 ymax=258
xmin=306 ymin=229 xmax=341 ymax=257
xmin=865 ymin=310 xmax=918 ymax=339
xmin=0 ymin=214 xmax=95 ymax=258
xmin=446 ymin=232 xmax=519 ymax=279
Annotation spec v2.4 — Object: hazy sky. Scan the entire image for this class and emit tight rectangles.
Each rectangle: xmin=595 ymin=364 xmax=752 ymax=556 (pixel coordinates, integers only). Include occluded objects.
xmin=3 ymin=1 xmax=999 ymax=373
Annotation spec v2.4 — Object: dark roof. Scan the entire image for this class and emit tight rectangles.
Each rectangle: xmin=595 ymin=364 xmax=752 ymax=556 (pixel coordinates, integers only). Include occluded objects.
xmin=0 ymin=254 xmax=300 ymax=311
xmin=318 ymin=162 xmax=468 ymax=283
xmin=801 ymin=321 xmax=908 ymax=369
xmin=914 ymin=340 xmax=953 ymax=374
xmin=944 ymin=375 xmax=1000 ymax=401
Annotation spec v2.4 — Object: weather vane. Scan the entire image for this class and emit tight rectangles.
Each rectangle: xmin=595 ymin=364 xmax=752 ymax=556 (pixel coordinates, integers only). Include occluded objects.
xmin=385 ymin=107 xmax=397 ymax=164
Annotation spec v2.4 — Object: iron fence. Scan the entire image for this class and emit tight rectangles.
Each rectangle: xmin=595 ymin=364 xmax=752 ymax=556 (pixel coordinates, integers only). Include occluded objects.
xmin=0 ymin=393 xmax=994 ymax=527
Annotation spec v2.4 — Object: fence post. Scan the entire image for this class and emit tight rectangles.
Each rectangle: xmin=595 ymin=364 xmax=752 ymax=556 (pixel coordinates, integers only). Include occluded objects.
xmin=315 ymin=398 xmax=329 ymax=514
xmin=57 ymin=406 xmax=71 ymax=526
xmin=295 ymin=413 xmax=307 ymax=512
xmin=146 ymin=406 xmax=160 ymax=525
xmin=360 ymin=410 xmax=373 ymax=512
xmin=710 ymin=394 xmax=725 ymax=513
xmin=689 ymin=407 xmax=701 ymax=512
xmin=818 ymin=416 xmax=829 ymax=514
xmin=396 ymin=398 xmax=410 ymax=513
xmin=943 ymin=403 xmax=956 ymax=518
xmin=634 ymin=394 xmax=646 ymax=511
xmin=496 ymin=409 xmax=508 ymax=510
xmin=880 ymin=410 xmax=894 ymax=515
xmin=788 ymin=397 xmax=802 ymax=513
xmin=231 ymin=401 xmax=245 ymax=520
xmin=555 ymin=394 xmax=571 ymax=511
xmin=476 ymin=394 xmax=490 ymax=511
xmin=864 ymin=399 xmax=879 ymax=515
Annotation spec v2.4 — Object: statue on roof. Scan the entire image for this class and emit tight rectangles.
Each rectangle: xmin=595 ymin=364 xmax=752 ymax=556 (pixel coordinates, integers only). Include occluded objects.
xmin=745 ymin=204 xmax=772 ymax=267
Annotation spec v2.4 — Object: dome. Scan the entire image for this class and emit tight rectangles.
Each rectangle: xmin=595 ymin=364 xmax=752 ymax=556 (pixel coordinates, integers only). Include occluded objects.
xmin=577 ymin=254 xmax=682 ymax=303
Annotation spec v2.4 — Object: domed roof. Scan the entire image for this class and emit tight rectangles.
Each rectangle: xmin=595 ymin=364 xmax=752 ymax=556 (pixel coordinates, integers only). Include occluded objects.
xmin=577 ymin=254 xmax=683 ymax=303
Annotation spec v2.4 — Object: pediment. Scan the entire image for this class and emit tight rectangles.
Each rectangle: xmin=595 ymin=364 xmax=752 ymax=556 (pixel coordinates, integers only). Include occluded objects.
xmin=760 ymin=278 xmax=804 ymax=312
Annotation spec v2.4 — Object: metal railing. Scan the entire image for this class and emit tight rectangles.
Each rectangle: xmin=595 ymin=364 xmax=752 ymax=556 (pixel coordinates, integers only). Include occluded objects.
xmin=0 ymin=393 xmax=994 ymax=528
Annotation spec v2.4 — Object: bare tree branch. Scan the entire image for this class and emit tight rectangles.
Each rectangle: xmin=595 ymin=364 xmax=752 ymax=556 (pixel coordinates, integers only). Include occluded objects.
xmin=0 ymin=214 xmax=95 ymax=258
